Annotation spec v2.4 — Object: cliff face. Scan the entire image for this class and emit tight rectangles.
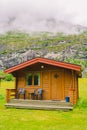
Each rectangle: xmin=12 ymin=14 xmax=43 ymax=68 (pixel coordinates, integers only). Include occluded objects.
xmin=0 ymin=31 xmax=87 ymax=76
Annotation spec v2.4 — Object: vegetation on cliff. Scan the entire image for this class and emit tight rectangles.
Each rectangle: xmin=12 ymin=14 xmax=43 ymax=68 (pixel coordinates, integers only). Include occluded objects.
xmin=0 ymin=31 xmax=87 ymax=77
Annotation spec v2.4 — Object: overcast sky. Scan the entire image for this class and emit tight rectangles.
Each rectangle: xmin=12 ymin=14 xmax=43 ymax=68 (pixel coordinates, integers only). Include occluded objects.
xmin=0 ymin=0 xmax=87 ymax=33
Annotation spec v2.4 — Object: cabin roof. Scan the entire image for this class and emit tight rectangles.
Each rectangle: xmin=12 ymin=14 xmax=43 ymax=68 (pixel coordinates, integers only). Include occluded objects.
xmin=4 ymin=57 xmax=81 ymax=73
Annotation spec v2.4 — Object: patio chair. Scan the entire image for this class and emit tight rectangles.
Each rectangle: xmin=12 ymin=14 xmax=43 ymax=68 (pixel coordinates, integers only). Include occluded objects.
xmin=16 ymin=88 xmax=26 ymax=99
xmin=34 ymin=88 xmax=43 ymax=100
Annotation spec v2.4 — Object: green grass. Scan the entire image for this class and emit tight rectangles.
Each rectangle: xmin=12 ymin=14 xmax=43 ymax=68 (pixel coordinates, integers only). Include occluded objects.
xmin=0 ymin=79 xmax=87 ymax=130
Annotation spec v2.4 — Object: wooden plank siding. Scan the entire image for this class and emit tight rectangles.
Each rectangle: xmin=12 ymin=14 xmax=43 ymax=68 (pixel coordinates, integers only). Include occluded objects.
xmin=42 ymin=71 xmax=50 ymax=100
xmin=64 ymin=69 xmax=73 ymax=98
xmin=64 ymin=69 xmax=79 ymax=105
xmin=12 ymin=68 xmax=79 ymax=105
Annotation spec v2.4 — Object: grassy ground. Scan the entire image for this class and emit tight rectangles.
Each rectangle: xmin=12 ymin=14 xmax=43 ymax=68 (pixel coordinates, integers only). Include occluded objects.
xmin=0 ymin=79 xmax=87 ymax=130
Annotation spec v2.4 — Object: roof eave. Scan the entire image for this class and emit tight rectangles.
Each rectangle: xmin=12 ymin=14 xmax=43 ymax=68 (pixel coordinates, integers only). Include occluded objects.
xmin=4 ymin=58 xmax=81 ymax=74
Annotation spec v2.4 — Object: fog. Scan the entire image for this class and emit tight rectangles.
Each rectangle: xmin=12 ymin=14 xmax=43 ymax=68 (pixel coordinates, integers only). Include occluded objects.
xmin=0 ymin=0 xmax=87 ymax=33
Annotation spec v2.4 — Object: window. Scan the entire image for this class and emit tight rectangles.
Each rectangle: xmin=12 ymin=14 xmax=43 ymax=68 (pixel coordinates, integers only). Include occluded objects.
xmin=34 ymin=73 xmax=40 ymax=85
xmin=26 ymin=73 xmax=40 ymax=86
xmin=27 ymin=73 xmax=32 ymax=85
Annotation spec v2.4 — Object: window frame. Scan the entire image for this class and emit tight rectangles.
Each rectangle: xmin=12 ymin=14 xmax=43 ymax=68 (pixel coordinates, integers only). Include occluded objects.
xmin=26 ymin=72 xmax=40 ymax=86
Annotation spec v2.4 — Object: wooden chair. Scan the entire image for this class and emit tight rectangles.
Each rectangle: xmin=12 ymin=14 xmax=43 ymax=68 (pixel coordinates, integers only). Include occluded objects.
xmin=34 ymin=88 xmax=43 ymax=100
xmin=16 ymin=88 xmax=26 ymax=99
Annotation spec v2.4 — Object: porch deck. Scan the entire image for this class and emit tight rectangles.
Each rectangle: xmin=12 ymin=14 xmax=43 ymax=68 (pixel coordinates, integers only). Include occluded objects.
xmin=5 ymin=99 xmax=73 ymax=111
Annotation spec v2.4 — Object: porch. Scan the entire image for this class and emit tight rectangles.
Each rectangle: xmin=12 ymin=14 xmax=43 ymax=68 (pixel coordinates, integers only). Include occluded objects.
xmin=5 ymin=99 xmax=73 ymax=111
xmin=5 ymin=89 xmax=73 ymax=111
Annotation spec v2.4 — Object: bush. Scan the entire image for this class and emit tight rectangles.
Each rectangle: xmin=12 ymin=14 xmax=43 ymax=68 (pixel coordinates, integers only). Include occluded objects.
xmin=5 ymin=74 xmax=14 ymax=81
xmin=0 ymin=70 xmax=14 ymax=81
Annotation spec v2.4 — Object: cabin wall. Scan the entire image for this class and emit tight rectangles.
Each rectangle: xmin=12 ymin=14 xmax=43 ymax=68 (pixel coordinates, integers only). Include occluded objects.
xmin=64 ymin=69 xmax=78 ymax=105
xmin=73 ymin=73 xmax=78 ymax=104
xmin=14 ymin=66 xmax=78 ymax=105
xmin=42 ymin=71 xmax=51 ymax=100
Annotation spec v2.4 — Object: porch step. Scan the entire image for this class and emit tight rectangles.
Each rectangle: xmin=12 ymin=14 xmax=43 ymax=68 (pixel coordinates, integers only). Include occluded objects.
xmin=5 ymin=103 xmax=73 ymax=111
xmin=5 ymin=99 xmax=73 ymax=111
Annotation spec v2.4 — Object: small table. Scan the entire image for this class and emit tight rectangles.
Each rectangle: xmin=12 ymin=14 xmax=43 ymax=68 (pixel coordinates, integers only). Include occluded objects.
xmin=28 ymin=92 xmax=34 ymax=100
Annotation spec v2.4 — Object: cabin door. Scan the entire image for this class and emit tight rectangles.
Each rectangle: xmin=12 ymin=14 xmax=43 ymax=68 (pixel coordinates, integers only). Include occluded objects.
xmin=51 ymin=71 xmax=63 ymax=100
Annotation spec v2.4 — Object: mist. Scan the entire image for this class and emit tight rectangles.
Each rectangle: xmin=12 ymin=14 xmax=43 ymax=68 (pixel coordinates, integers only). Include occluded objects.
xmin=0 ymin=0 xmax=87 ymax=34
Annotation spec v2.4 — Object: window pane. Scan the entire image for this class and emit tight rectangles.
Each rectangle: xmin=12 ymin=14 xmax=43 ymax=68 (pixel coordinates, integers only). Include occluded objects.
xmin=27 ymin=74 xmax=32 ymax=85
xmin=34 ymin=73 xmax=40 ymax=86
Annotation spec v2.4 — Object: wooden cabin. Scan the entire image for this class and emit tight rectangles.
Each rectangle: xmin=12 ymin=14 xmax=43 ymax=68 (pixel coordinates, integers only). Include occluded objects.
xmin=5 ymin=57 xmax=81 ymax=106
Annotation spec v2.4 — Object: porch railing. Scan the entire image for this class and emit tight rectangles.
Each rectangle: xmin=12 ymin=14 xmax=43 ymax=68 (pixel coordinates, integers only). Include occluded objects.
xmin=6 ymin=88 xmax=43 ymax=102
xmin=6 ymin=89 xmax=16 ymax=102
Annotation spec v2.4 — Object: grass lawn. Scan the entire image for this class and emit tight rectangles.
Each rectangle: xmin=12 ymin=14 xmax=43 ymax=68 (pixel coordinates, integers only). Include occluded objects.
xmin=0 ymin=79 xmax=87 ymax=130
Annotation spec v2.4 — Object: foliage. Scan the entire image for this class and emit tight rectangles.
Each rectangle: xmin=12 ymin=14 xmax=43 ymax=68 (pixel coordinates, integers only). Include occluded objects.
xmin=0 ymin=31 xmax=85 ymax=52
xmin=0 ymin=71 xmax=14 ymax=81
xmin=65 ymin=58 xmax=87 ymax=70
xmin=84 ymin=47 xmax=87 ymax=51
xmin=4 ymin=74 xmax=14 ymax=81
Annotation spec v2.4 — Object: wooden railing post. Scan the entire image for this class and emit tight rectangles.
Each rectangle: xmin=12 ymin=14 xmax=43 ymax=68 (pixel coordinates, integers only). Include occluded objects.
xmin=6 ymin=89 xmax=10 ymax=102
xmin=6 ymin=89 xmax=16 ymax=102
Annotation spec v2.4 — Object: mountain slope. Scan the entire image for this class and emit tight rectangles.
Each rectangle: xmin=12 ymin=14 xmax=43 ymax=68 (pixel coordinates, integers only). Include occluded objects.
xmin=0 ymin=31 xmax=87 ymax=76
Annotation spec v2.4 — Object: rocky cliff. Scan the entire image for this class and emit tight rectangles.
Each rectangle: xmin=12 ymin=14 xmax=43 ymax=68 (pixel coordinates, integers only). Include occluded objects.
xmin=0 ymin=31 xmax=87 ymax=76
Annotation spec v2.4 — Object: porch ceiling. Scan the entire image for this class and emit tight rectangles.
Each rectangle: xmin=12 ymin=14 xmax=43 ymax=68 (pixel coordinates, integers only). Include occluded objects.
xmin=24 ymin=62 xmax=62 ymax=71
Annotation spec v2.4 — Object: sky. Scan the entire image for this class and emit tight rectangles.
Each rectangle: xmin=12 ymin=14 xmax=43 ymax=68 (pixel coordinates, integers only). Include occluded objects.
xmin=0 ymin=0 xmax=87 ymax=33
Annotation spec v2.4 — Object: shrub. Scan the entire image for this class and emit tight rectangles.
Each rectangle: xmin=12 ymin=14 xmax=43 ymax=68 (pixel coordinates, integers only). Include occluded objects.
xmin=0 ymin=70 xmax=14 ymax=81
xmin=5 ymin=74 xmax=14 ymax=81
